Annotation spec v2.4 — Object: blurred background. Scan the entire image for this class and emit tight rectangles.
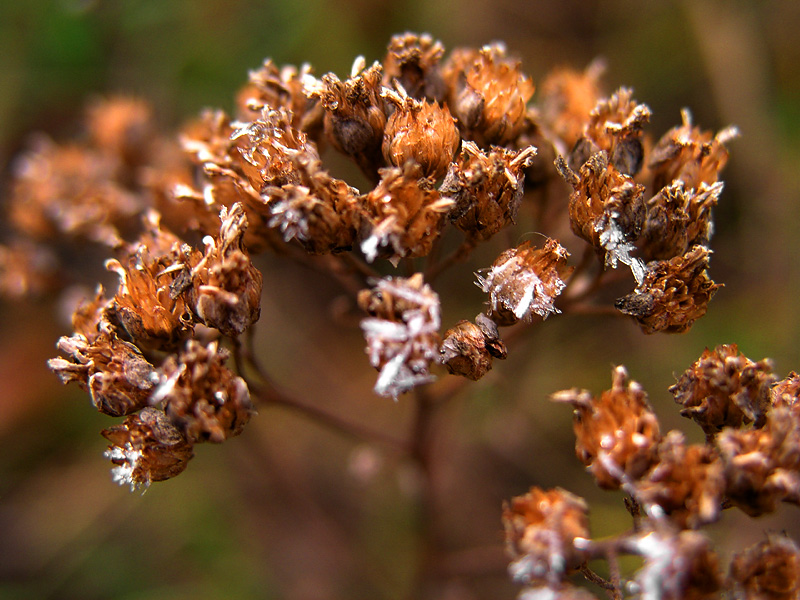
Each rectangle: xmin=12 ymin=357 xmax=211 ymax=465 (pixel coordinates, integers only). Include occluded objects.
xmin=1 ymin=0 xmax=799 ymax=598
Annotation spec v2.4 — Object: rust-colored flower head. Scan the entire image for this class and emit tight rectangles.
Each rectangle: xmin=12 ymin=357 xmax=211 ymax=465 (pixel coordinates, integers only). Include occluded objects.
xmin=441 ymin=43 xmax=534 ymax=147
xmin=383 ymin=32 xmax=446 ymax=102
xmin=641 ymin=180 xmax=723 ymax=262
xmin=153 ymin=340 xmax=253 ymax=444
xmin=538 ymin=61 xmax=605 ymax=152
xmin=556 ymin=151 xmax=646 ymax=282
xmin=502 ymin=487 xmax=590 ymax=587
xmin=48 ymin=331 xmax=159 ymax=417
xmin=716 ymin=406 xmax=800 ymax=516
xmin=477 ymin=238 xmax=571 ymax=326
xmin=771 ymin=371 xmax=800 ymax=411
xmin=0 ymin=240 xmax=58 ymax=300
xmin=70 ymin=286 xmax=113 ymax=340
xmin=101 ymin=407 xmax=194 ymax=492
xmin=441 ymin=141 xmax=537 ymax=243
xmin=439 ymin=312 xmax=507 ymax=380
xmin=570 ymin=87 xmax=651 ymax=176
xmin=648 ymin=108 xmax=738 ymax=192
xmin=188 ymin=204 xmax=262 ymax=337
xmin=381 ymin=85 xmax=460 ymax=180
xmin=305 ymin=59 xmax=387 ymax=177
xmin=552 ymin=366 xmax=661 ymax=489
xmin=636 ymin=430 xmax=725 ymax=529
xmin=360 ymin=163 xmax=453 ymax=265
xmin=615 ymin=245 xmax=721 ymax=335
xmin=358 ymin=273 xmax=441 ymax=399
xmin=628 ymin=529 xmax=722 ymax=600
xmin=86 ymin=96 xmax=155 ymax=167
xmin=669 ymin=343 xmax=776 ymax=437
xmin=729 ymin=535 xmax=800 ymax=600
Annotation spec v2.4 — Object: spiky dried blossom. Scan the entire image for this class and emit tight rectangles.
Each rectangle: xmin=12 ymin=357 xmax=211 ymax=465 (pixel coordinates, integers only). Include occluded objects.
xmin=383 ymin=32 xmax=446 ymax=102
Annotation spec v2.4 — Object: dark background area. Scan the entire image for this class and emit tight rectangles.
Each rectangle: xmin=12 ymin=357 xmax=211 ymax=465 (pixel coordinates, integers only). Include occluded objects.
xmin=1 ymin=1 xmax=799 ymax=598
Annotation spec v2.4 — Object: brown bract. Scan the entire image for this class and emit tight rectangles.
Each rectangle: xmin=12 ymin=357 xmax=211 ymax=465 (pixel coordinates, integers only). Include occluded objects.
xmin=102 ymin=407 xmax=194 ymax=491
xmin=615 ymin=245 xmax=721 ymax=334
xmin=552 ymin=366 xmax=661 ymax=489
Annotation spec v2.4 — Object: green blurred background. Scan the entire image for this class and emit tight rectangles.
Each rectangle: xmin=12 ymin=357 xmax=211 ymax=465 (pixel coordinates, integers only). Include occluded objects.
xmin=1 ymin=1 xmax=799 ymax=598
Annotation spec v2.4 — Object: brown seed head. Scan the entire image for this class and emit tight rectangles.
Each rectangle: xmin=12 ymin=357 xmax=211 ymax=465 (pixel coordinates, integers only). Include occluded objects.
xmin=86 ymin=96 xmax=155 ymax=167
xmin=439 ymin=313 xmax=507 ymax=380
xmin=552 ymin=366 xmax=661 ymax=489
xmin=729 ymin=535 xmax=800 ymax=600
xmin=771 ymin=371 xmax=800 ymax=411
xmin=383 ymin=32 xmax=446 ymax=102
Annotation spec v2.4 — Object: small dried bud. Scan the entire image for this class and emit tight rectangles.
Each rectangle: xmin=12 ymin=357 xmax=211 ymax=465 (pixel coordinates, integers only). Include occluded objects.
xmin=358 ymin=274 xmax=441 ymax=399
xmin=556 ymin=151 xmax=646 ymax=281
xmin=636 ymin=430 xmax=725 ymax=529
xmin=502 ymin=487 xmax=590 ymax=587
xmin=48 ymin=332 xmax=159 ymax=417
xmin=648 ymin=108 xmax=738 ymax=192
xmin=729 ymin=535 xmax=800 ymax=600
xmin=188 ymin=204 xmax=262 ymax=337
xmin=442 ymin=43 xmax=534 ymax=147
xmin=628 ymin=530 xmax=722 ymax=600
xmin=669 ymin=343 xmax=776 ymax=437
xmin=440 ymin=313 xmax=507 ymax=380
xmin=615 ymin=246 xmax=721 ymax=334
xmin=641 ymin=180 xmax=723 ymax=261
xmin=383 ymin=33 xmax=446 ymax=102
xmin=360 ymin=163 xmax=453 ymax=264
xmin=716 ymin=406 xmax=800 ymax=516
xmin=153 ymin=340 xmax=254 ymax=443
xmin=552 ymin=366 xmax=660 ymax=489
xmin=441 ymin=141 xmax=537 ymax=243
xmin=476 ymin=239 xmax=571 ymax=326
xmin=101 ymin=407 xmax=194 ymax=491
xmin=381 ymin=86 xmax=459 ymax=180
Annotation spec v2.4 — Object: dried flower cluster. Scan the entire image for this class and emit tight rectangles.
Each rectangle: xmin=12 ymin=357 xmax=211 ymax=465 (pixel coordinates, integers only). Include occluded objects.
xmin=504 ymin=346 xmax=800 ymax=599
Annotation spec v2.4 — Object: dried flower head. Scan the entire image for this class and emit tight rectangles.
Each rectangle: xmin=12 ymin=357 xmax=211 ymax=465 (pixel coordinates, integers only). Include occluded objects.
xmin=615 ymin=246 xmax=721 ymax=334
xmin=381 ymin=85 xmax=460 ymax=180
xmin=101 ymin=407 xmax=194 ymax=491
xmin=729 ymin=535 xmax=800 ymax=600
xmin=86 ymin=96 xmax=156 ymax=166
xmin=48 ymin=331 xmax=159 ymax=417
xmin=439 ymin=312 xmax=507 ymax=380
xmin=383 ymin=32 xmax=446 ymax=102
xmin=358 ymin=274 xmax=441 ymax=399
xmin=236 ymin=59 xmax=318 ymax=130
xmin=441 ymin=141 xmax=537 ymax=243
xmin=153 ymin=340 xmax=254 ymax=443
xmin=188 ymin=204 xmax=262 ymax=337
xmin=442 ymin=43 xmax=534 ymax=147
xmin=476 ymin=238 xmax=571 ymax=326
xmin=670 ymin=344 xmax=777 ymax=437
xmin=0 ymin=240 xmax=57 ymax=299
xmin=360 ymin=163 xmax=453 ymax=264
xmin=552 ymin=366 xmax=661 ymax=489
xmin=503 ymin=487 xmax=590 ymax=587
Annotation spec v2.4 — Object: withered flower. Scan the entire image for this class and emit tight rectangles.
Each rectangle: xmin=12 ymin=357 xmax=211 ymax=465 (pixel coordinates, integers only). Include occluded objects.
xmin=628 ymin=529 xmax=722 ymax=600
xmin=729 ymin=535 xmax=800 ymax=600
xmin=48 ymin=331 xmax=158 ymax=417
xmin=502 ymin=487 xmax=590 ymax=587
xmin=383 ymin=32 xmax=446 ymax=102
xmin=771 ymin=371 xmax=800 ymax=410
xmin=441 ymin=43 xmax=534 ymax=147
xmin=360 ymin=163 xmax=453 ymax=264
xmin=717 ymin=406 xmax=800 ymax=516
xmin=636 ymin=430 xmax=725 ymax=529
xmin=439 ymin=312 xmax=507 ymax=380
xmin=358 ymin=274 xmax=441 ymax=399
xmin=615 ymin=246 xmax=721 ymax=334
xmin=669 ymin=343 xmax=776 ymax=437
xmin=102 ymin=407 xmax=194 ymax=491
xmin=552 ymin=366 xmax=661 ymax=490
xmin=153 ymin=340 xmax=254 ymax=444
xmin=476 ymin=238 xmax=571 ymax=326
xmin=188 ymin=204 xmax=262 ymax=337
xmin=0 ymin=240 xmax=57 ymax=300
xmin=648 ymin=108 xmax=738 ymax=192
xmin=86 ymin=96 xmax=156 ymax=167
xmin=381 ymin=85 xmax=460 ymax=180
xmin=641 ymin=180 xmax=723 ymax=261
xmin=441 ymin=141 xmax=537 ymax=243
xmin=556 ymin=151 xmax=646 ymax=282
xmin=305 ymin=59 xmax=387 ymax=177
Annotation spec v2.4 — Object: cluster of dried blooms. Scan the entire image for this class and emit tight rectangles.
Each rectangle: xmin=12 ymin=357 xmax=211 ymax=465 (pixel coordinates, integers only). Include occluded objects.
xmin=504 ymin=345 xmax=800 ymax=599
xmin=0 ymin=33 xmax=736 ymax=512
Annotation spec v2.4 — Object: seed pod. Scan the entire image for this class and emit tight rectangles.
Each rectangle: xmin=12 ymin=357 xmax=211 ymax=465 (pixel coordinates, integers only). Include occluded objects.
xmin=440 ymin=313 xmax=506 ymax=380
